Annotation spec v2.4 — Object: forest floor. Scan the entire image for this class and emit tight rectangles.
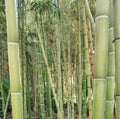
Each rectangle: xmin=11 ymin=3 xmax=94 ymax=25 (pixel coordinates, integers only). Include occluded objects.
xmin=6 ymin=113 xmax=116 ymax=119
xmin=5 ymin=104 xmax=116 ymax=119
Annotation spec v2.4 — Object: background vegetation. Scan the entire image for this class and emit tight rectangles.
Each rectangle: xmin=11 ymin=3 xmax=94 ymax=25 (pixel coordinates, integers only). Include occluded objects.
xmin=0 ymin=0 xmax=118 ymax=119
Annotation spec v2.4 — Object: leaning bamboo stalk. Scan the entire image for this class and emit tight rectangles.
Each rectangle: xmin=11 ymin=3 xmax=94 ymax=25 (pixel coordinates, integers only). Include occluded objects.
xmin=5 ymin=0 xmax=23 ymax=119
xmin=35 ymin=23 xmax=62 ymax=119
xmin=3 ymin=90 xmax=10 ymax=119
xmin=114 ymin=0 xmax=120 ymax=118
xmin=84 ymin=0 xmax=95 ymax=32
xmin=92 ymin=0 xmax=110 ymax=119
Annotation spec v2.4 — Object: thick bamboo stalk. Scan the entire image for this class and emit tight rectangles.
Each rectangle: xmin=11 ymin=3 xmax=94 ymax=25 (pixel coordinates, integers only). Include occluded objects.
xmin=5 ymin=0 xmax=23 ymax=119
xmin=92 ymin=0 xmax=110 ymax=119
xmin=106 ymin=0 xmax=115 ymax=118
xmin=114 ymin=0 xmax=120 ymax=118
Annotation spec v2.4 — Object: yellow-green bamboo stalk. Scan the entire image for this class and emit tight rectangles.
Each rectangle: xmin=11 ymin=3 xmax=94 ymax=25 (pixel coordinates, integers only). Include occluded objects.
xmin=106 ymin=0 xmax=115 ymax=119
xmin=92 ymin=0 xmax=110 ymax=119
xmin=114 ymin=0 xmax=120 ymax=118
xmin=5 ymin=0 xmax=23 ymax=119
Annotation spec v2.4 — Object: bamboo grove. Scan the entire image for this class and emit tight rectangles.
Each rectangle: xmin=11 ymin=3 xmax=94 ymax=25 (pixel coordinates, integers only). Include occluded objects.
xmin=0 ymin=0 xmax=120 ymax=119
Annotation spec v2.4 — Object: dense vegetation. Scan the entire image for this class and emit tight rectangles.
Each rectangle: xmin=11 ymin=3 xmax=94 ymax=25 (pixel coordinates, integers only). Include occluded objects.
xmin=0 ymin=0 xmax=119 ymax=119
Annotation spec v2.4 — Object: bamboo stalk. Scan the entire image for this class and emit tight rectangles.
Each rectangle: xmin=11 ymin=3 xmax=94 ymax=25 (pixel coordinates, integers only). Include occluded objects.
xmin=18 ymin=1 xmax=27 ymax=118
xmin=84 ymin=0 xmax=95 ymax=32
xmin=106 ymin=0 xmax=115 ymax=118
xmin=55 ymin=23 xmax=64 ymax=119
xmin=3 ymin=90 xmax=10 ymax=119
xmin=114 ymin=0 xmax=120 ymax=118
xmin=87 ymin=19 xmax=94 ymax=79
xmin=92 ymin=0 xmax=110 ymax=119
xmin=5 ymin=0 xmax=23 ymax=119
xmin=77 ymin=1 xmax=82 ymax=118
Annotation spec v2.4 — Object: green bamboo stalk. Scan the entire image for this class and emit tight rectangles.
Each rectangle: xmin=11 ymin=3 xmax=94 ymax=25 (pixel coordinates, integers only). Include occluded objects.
xmin=92 ymin=0 xmax=110 ymax=119
xmin=82 ymin=9 xmax=92 ymax=119
xmin=55 ymin=23 xmax=64 ymax=119
xmin=33 ymin=48 xmax=38 ymax=118
xmin=77 ymin=1 xmax=82 ymax=118
xmin=114 ymin=0 xmax=120 ymax=118
xmin=44 ymin=42 xmax=53 ymax=119
xmin=0 ymin=42 xmax=5 ymax=116
xmin=45 ymin=10 xmax=54 ymax=119
xmin=26 ymin=60 xmax=32 ymax=119
xmin=67 ymin=21 xmax=72 ymax=119
xmin=39 ymin=59 xmax=45 ymax=119
xmin=71 ymin=44 xmax=77 ymax=119
xmin=81 ymin=5 xmax=88 ymax=119
xmin=35 ymin=40 xmax=45 ymax=119
xmin=46 ymin=52 xmax=53 ymax=119
xmin=106 ymin=0 xmax=115 ymax=119
xmin=3 ymin=90 xmax=10 ymax=119
xmin=0 ymin=80 xmax=4 ymax=117
xmin=18 ymin=1 xmax=27 ymax=118
xmin=5 ymin=0 xmax=23 ymax=119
